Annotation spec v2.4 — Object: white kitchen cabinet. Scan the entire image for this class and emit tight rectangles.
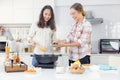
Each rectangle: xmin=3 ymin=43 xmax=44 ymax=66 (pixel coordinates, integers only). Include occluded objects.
xmin=55 ymin=0 xmax=120 ymax=6
xmin=0 ymin=0 xmax=55 ymax=23
xmin=13 ymin=0 xmax=33 ymax=9
xmin=33 ymin=8 xmax=41 ymax=23
xmin=13 ymin=9 xmax=33 ymax=23
xmin=0 ymin=0 xmax=13 ymax=23
xmin=0 ymin=8 xmax=13 ymax=23
xmin=13 ymin=0 xmax=34 ymax=23
xmin=0 ymin=0 xmax=12 ymax=8
xmin=33 ymin=0 xmax=54 ymax=9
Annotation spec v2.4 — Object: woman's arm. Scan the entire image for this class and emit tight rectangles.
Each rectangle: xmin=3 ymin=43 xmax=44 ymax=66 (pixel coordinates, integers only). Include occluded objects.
xmin=65 ymin=42 xmax=80 ymax=47
xmin=56 ymin=23 xmax=92 ymax=48
xmin=51 ymin=30 xmax=57 ymax=42
xmin=54 ymin=39 xmax=80 ymax=47
xmin=57 ymin=41 xmax=80 ymax=47
xmin=27 ymin=24 xmax=37 ymax=46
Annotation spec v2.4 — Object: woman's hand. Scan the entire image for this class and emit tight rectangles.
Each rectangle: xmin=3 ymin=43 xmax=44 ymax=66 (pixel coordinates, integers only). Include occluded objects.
xmin=28 ymin=40 xmax=36 ymax=47
xmin=52 ymin=39 xmax=67 ymax=45
xmin=31 ymin=41 xmax=36 ymax=46
xmin=55 ymin=47 xmax=61 ymax=51
xmin=57 ymin=42 xmax=66 ymax=47
xmin=53 ymin=39 xmax=68 ymax=48
xmin=52 ymin=40 xmax=60 ymax=45
xmin=52 ymin=40 xmax=65 ymax=51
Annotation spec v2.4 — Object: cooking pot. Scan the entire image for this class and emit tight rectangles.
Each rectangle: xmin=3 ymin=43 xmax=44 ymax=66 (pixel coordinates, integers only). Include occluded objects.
xmin=34 ymin=54 xmax=59 ymax=64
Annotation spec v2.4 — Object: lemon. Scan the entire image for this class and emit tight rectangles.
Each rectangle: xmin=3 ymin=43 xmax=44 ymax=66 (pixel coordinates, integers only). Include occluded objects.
xmin=73 ymin=60 xmax=81 ymax=65
xmin=82 ymin=64 xmax=91 ymax=66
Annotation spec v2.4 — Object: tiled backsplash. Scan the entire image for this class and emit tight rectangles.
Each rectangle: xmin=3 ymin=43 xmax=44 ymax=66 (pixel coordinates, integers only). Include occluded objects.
xmin=0 ymin=24 xmax=32 ymax=52
xmin=0 ymin=23 xmax=31 ymax=41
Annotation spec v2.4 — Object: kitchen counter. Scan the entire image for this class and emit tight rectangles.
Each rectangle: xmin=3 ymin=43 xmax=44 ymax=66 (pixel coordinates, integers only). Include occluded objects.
xmin=0 ymin=53 xmax=120 ymax=80
xmin=0 ymin=66 xmax=120 ymax=80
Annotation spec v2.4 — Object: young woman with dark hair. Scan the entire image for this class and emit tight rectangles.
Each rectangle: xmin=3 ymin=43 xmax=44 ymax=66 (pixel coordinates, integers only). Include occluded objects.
xmin=28 ymin=5 xmax=56 ymax=66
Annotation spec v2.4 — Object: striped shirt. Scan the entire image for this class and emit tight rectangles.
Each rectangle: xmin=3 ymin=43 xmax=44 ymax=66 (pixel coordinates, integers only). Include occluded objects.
xmin=67 ymin=18 xmax=92 ymax=61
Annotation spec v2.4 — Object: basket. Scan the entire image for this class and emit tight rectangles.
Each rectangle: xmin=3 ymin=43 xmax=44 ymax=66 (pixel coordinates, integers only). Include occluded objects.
xmin=69 ymin=67 xmax=85 ymax=74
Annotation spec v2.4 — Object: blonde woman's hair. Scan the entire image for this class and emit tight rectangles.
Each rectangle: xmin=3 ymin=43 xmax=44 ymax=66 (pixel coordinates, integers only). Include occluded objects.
xmin=70 ymin=3 xmax=86 ymax=16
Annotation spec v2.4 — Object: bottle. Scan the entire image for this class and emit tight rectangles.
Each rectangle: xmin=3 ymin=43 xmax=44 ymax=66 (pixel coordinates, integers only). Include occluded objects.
xmin=12 ymin=53 xmax=17 ymax=63
xmin=16 ymin=52 xmax=20 ymax=62
xmin=5 ymin=42 xmax=10 ymax=60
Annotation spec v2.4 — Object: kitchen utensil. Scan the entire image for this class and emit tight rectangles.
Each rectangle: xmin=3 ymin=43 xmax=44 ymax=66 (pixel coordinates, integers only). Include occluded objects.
xmin=35 ymin=54 xmax=58 ymax=64
xmin=11 ymin=59 xmax=13 ymax=68
xmin=32 ymin=54 xmax=62 ymax=68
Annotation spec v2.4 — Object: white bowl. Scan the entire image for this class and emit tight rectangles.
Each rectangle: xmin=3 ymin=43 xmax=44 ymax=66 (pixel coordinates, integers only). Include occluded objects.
xmin=34 ymin=67 xmax=42 ymax=72
xmin=89 ymin=65 xmax=100 ymax=72
xmin=56 ymin=66 xmax=65 ymax=74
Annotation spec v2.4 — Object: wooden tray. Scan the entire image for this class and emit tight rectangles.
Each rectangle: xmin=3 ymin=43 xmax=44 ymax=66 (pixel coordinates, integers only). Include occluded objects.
xmin=5 ymin=61 xmax=28 ymax=73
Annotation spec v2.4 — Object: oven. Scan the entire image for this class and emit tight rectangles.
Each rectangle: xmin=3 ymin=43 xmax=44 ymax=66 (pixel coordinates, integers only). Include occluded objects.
xmin=0 ymin=42 xmax=6 ymax=52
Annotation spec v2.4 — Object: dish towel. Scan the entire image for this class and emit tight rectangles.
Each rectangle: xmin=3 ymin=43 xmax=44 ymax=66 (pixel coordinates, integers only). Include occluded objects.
xmin=99 ymin=64 xmax=117 ymax=70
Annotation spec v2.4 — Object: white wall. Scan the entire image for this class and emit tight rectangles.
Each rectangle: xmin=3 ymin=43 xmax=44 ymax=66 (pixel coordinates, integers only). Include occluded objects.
xmin=55 ymin=0 xmax=120 ymax=53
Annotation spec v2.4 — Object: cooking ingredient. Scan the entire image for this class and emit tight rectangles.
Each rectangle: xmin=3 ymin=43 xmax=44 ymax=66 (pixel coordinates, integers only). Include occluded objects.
xmin=16 ymin=53 xmax=20 ymax=62
xmin=16 ymin=56 xmax=20 ymax=62
xmin=69 ymin=64 xmax=85 ymax=74
xmin=12 ymin=54 xmax=17 ymax=63
xmin=40 ymin=47 xmax=47 ymax=52
xmin=5 ymin=43 xmax=10 ymax=60
xmin=25 ymin=69 xmax=36 ymax=72
xmin=71 ymin=64 xmax=79 ymax=70
xmin=73 ymin=60 xmax=81 ymax=65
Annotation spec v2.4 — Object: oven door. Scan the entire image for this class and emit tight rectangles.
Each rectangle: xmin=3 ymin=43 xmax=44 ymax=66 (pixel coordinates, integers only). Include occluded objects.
xmin=0 ymin=42 xmax=6 ymax=52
